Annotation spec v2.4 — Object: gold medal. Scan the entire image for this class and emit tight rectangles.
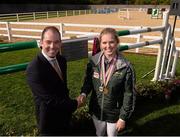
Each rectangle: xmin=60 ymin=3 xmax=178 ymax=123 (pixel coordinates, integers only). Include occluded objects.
xmin=103 ymin=87 xmax=109 ymax=94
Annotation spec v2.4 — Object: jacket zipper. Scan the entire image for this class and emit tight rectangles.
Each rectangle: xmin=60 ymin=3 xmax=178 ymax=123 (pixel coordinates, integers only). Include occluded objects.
xmin=100 ymin=93 xmax=104 ymax=120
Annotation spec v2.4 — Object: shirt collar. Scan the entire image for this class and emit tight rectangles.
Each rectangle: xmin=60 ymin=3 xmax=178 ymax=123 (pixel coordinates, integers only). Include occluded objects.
xmin=42 ymin=50 xmax=56 ymax=62
xmin=104 ymin=56 xmax=113 ymax=64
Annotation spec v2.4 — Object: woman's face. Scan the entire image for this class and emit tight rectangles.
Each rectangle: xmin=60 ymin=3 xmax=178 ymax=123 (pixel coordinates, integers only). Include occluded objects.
xmin=100 ymin=33 xmax=118 ymax=57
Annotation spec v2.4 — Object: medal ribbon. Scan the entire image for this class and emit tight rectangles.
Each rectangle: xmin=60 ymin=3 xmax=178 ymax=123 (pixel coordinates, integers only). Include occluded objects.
xmin=100 ymin=54 xmax=117 ymax=87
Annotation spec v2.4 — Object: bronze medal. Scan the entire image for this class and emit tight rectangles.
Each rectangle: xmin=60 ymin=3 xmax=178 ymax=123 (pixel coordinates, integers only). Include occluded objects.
xmin=103 ymin=87 xmax=109 ymax=94
xmin=100 ymin=54 xmax=117 ymax=95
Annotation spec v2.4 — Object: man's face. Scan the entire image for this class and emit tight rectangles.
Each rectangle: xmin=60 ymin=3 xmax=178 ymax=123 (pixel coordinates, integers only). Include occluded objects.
xmin=41 ymin=30 xmax=61 ymax=58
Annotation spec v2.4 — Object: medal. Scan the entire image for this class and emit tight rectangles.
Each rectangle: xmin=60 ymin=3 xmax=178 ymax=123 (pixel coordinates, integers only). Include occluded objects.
xmin=103 ymin=87 xmax=109 ymax=94
xmin=99 ymin=54 xmax=117 ymax=94
xmin=99 ymin=86 xmax=104 ymax=92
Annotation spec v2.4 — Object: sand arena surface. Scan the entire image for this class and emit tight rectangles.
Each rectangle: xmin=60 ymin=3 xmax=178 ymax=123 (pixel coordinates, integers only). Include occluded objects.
xmin=0 ymin=11 xmax=180 ymax=55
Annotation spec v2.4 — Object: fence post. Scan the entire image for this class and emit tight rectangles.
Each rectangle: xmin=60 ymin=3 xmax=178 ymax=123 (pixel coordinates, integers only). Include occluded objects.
xmin=57 ymin=11 xmax=59 ymax=17
xmin=33 ymin=12 xmax=36 ymax=20
xmin=79 ymin=10 xmax=81 ymax=15
xmin=127 ymin=9 xmax=130 ymax=20
xmin=73 ymin=10 xmax=75 ymax=16
xmin=47 ymin=12 xmax=49 ymax=19
xmin=16 ymin=13 xmax=19 ymax=22
xmin=59 ymin=23 xmax=64 ymax=55
xmin=59 ymin=23 xmax=64 ymax=38
xmin=6 ymin=22 xmax=12 ymax=42
xmin=66 ymin=11 xmax=68 ymax=16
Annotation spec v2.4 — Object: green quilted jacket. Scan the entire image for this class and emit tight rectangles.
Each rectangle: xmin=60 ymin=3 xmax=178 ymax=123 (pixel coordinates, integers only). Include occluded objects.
xmin=81 ymin=51 xmax=136 ymax=122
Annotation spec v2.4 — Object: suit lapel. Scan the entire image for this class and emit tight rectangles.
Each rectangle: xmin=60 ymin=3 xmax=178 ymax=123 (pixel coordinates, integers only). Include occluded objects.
xmin=38 ymin=52 xmax=64 ymax=82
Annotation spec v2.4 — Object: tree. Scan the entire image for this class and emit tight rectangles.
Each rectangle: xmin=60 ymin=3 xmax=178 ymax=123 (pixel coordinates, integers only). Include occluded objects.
xmin=134 ymin=0 xmax=144 ymax=5
xmin=89 ymin=0 xmax=105 ymax=4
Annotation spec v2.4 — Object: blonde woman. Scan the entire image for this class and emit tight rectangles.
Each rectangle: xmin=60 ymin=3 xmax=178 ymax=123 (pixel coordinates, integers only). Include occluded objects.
xmin=78 ymin=28 xmax=136 ymax=136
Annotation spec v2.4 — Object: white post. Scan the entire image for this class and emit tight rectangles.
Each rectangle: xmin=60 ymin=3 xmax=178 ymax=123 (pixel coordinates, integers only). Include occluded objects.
xmin=73 ymin=10 xmax=75 ymax=16
xmin=6 ymin=22 xmax=12 ymax=42
xmin=170 ymin=50 xmax=179 ymax=78
xmin=152 ymin=43 xmax=163 ymax=81
xmin=66 ymin=11 xmax=68 ymax=16
xmin=165 ymin=39 xmax=175 ymax=78
xmin=79 ymin=10 xmax=81 ymax=15
xmin=59 ymin=23 xmax=64 ymax=55
xmin=118 ymin=9 xmax=120 ymax=19
xmin=57 ymin=11 xmax=59 ymax=17
xmin=59 ymin=23 xmax=64 ymax=38
xmin=159 ymin=25 xmax=172 ymax=79
xmin=47 ymin=12 xmax=48 ymax=19
xmin=16 ymin=14 xmax=19 ymax=22
xmin=152 ymin=10 xmax=169 ymax=81
xmin=127 ymin=9 xmax=130 ymax=20
xmin=136 ymin=26 xmax=142 ymax=53
xmin=33 ymin=12 xmax=36 ymax=20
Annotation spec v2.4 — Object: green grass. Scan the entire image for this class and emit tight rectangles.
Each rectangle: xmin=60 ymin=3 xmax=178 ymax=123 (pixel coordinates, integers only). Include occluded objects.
xmin=0 ymin=49 xmax=180 ymax=135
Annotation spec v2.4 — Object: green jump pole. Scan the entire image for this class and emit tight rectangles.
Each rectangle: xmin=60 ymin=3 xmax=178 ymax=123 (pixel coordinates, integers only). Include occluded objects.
xmin=117 ymin=26 xmax=164 ymax=36
xmin=0 ymin=40 xmax=38 ymax=53
xmin=117 ymin=30 xmax=130 ymax=36
xmin=0 ymin=62 xmax=29 ymax=75
xmin=118 ymin=45 xmax=129 ymax=51
xmin=118 ymin=39 xmax=162 ymax=51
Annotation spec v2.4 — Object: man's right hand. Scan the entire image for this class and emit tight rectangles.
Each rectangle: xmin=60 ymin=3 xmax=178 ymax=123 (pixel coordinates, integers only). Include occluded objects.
xmin=76 ymin=94 xmax=86 ymax=108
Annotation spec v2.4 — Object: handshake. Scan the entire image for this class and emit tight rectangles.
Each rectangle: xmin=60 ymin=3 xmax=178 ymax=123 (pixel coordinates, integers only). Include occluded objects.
xmin=76 ymin=94 xmax=86 ymax=108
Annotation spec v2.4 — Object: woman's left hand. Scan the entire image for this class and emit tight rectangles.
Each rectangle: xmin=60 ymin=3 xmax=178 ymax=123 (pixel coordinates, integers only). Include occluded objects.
xmin=116 ymin=119 xmax=126 ymax=132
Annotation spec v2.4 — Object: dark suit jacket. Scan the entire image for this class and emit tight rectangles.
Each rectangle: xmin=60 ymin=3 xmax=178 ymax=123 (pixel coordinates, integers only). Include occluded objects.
xmin=26 ymin=52 xmax=77 ymax=136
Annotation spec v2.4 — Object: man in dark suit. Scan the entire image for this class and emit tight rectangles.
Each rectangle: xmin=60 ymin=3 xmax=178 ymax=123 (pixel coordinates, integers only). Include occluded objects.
xmin=26 ymin=26 xmax=79 ymax=136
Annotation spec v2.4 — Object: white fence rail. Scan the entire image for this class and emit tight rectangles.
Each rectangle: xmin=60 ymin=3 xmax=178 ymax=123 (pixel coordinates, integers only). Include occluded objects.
xmin=0 ymin=10 xmax=93 ymax=22
xmin=0 ymin=21 xmax=180 ymax=52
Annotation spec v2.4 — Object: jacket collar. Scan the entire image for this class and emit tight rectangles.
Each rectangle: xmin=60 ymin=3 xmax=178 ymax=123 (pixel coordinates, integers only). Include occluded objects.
xmin=91 ymin=51 xmax=129 ymax=70
xmin=41 ymin=50 xmax=57 ymax=62
xmin=116 ymin=54 xmax=129 ymax=70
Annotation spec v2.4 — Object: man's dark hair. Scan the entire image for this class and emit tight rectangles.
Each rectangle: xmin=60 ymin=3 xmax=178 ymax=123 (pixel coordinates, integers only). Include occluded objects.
xmin=41 ymin=26 xmax=61 ymax=41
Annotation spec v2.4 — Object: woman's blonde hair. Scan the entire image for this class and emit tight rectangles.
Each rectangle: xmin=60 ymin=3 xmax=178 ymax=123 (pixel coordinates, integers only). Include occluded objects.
xmin=99 ymin=28 xmax=119 ymax=44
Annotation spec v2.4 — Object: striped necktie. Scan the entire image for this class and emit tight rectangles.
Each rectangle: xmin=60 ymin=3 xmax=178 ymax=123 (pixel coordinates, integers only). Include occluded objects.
xmin=51 ymin=59 xmax=64 ymax=81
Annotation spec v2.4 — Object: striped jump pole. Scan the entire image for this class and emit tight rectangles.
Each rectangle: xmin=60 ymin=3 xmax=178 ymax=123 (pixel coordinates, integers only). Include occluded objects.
xmin=116 ymin=24 xmax=167 ymax=81
xmin=117 ymin=26 xmax=165 ymax=37
xmin=118 ymin=39 xmax=163 ymax=51
xmin=117 ymin=10 xmax=171 ymax=81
